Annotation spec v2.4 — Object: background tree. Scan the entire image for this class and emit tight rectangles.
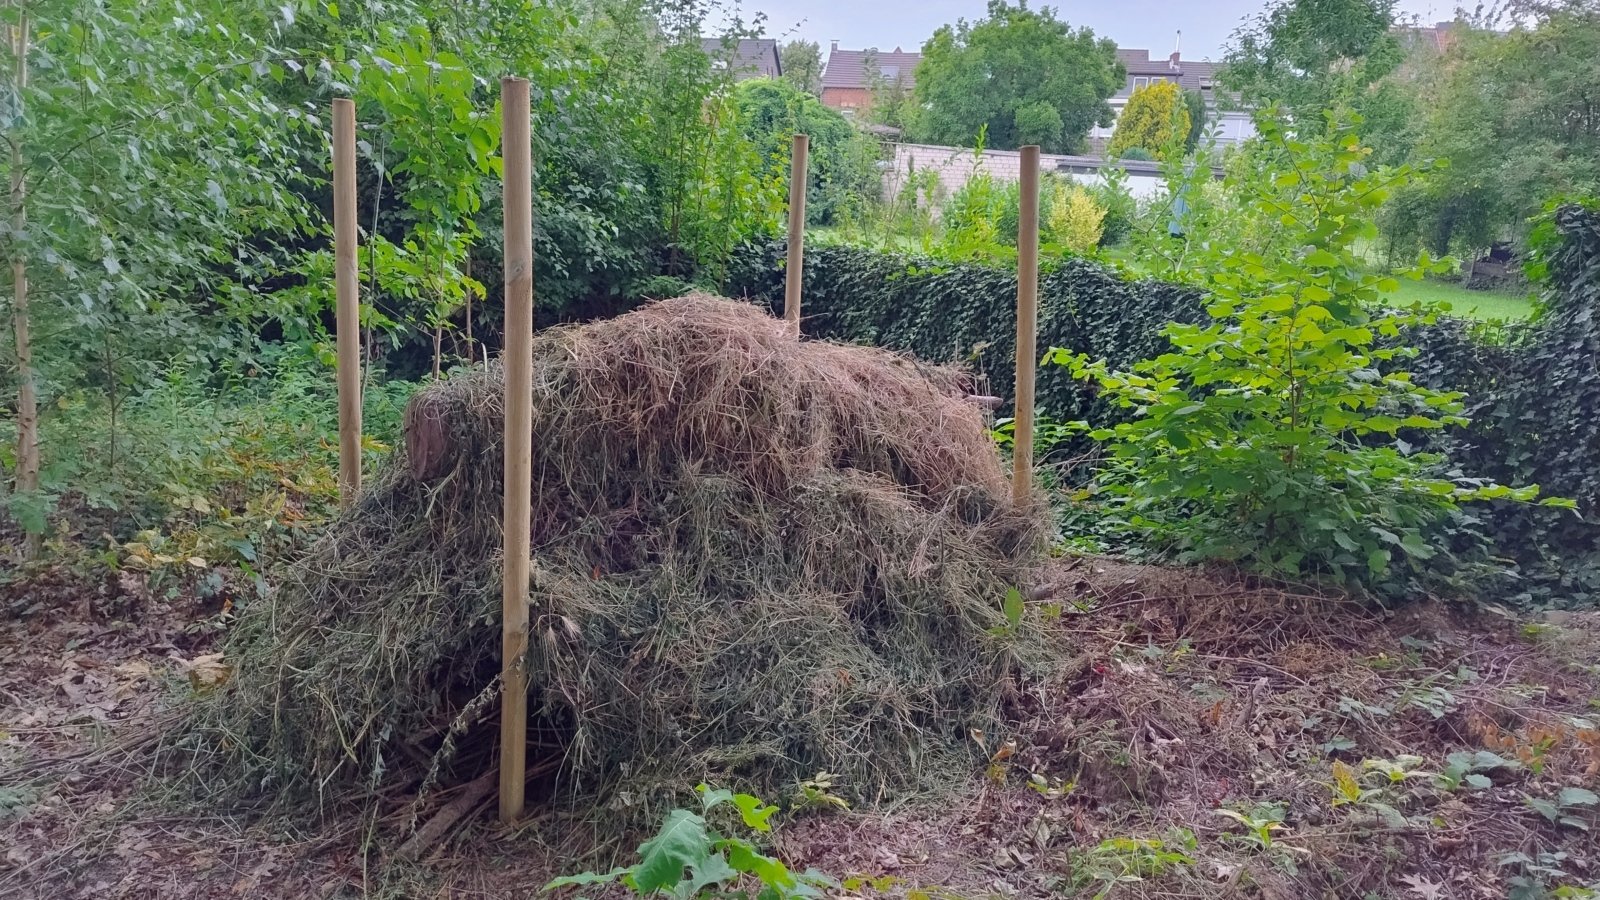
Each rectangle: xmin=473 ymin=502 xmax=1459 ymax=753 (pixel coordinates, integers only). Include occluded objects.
xmin=733 ymin=78 xmax=881 ymax=225
xmin=1221 ymin=0 xmax=1412 ymax=162
xmin=908 ymin=1 xmax=1123 ymax=152
xmin=1392 ymin=2 xmax=1600 ymax=256
xmin=1182 ymin=89 xmax=1207 ymax=149
xmin=780 ymin=39 xmax=821 ymax=95
xmin=1108 ymin=82 xmax=1192 ymax=160
xmin=1 ymin=0 xmax=313 ymax=545
xmin=862 ymin=49 xmax=914 ymax=131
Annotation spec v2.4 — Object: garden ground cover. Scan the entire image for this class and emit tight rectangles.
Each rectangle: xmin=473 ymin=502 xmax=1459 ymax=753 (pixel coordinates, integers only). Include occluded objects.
xmin=3 ymin=556 xmax=1596 ymax=899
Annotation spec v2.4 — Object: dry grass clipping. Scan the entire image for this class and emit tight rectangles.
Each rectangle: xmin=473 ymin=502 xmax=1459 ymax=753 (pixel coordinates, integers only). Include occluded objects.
xmin=170 ymin=296 xmax=1044 ymax=817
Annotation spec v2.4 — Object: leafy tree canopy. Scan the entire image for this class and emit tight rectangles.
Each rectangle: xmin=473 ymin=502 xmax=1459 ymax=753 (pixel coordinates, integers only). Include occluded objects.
xmin=1221 ymin=0 xmax=1407 ymax=137
xmin=780 ymin=40 xmax=822 ymax=95
xmin=732 ymin=78 xmax=881 ymax=225
xmin=1399 ymin=1 xmax=1600 ymax=253
xmin=908 ymin=1 xmax=1123 ymax=153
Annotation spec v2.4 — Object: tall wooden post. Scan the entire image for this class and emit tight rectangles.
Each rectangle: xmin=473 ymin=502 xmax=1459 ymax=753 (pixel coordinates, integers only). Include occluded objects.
xmin=332 ymin=98 xmax=362 ymax=509
xmin=783 ymin=133 xmax=808 ymax=330
xmin=1012 ymin=145 xmax=1041 ymax=506
xmin=7 ymin=11 xmax=39 ymax=560
xmin=498 ymin=76 xmax=534 ymax=824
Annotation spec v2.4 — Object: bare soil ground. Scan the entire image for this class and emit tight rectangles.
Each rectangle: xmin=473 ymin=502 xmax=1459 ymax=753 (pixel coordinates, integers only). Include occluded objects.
xmin=3 ymin=558 xmax=1597 ymax=899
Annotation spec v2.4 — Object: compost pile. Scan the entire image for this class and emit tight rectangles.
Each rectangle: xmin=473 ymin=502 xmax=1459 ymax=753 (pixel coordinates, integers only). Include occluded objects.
xmin=179 ymin=296 xmax=1043 ymax=812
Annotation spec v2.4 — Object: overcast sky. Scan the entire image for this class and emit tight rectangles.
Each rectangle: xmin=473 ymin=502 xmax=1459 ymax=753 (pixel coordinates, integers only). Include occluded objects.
xmin=741 ymin=0 xmax=1462 ymax=62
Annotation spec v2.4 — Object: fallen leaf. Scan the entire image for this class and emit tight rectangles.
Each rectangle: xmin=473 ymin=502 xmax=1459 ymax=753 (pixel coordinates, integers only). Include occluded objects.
xmin=176 ymin=653 xmax=232 ymax=691
xmin=1401 ymin=873 xmax=1445 ymax=900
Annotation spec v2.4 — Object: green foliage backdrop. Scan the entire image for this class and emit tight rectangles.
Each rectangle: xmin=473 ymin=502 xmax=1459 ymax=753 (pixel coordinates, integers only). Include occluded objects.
xmin=729 ymin=204 xmax=1600 ymax=605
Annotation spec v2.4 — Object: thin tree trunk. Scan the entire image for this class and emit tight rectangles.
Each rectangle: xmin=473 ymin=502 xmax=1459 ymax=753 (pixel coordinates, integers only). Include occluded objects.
xmin=432 ymin=321 xmax=442 ymax=380
xmin=8 ymin=12 xmax=39 ymax=560
xmin=462 ymin=254 xmax=472 ymax=366
xmin=104 ymin=332 xmax=117 ymax=478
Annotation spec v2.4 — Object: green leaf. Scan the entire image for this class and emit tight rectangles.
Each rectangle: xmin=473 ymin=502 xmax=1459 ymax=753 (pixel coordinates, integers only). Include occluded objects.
xmin=1559 ymin=787 xmax=1599 ymax=808
xmin=545 ymin=868 xmax=631 ymax=892
xmin=630 ymin=809 xmax=714 ymax=894
xmin=726 ymin=839 xmax=796 ymax=888
xmin=1002 ymin=586 xmax=1023 ymax=629
xmin=679 ymin=852 xmax=740 ymax=897
xmin=1524 ymin=795 xmax=1560 ymax=823
xmin=731 ymin=794 xmax=780 ymax=832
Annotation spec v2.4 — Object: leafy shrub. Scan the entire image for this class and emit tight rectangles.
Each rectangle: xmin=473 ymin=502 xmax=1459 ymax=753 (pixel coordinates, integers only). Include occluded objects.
xmin=733 ymin=78 xmax=881 ymax=227
xmin=940 ymin=171 xmax=1009 ymax=260
xmin=1050 ymin=114 xmax=1569 ymax=594
xmin=1091 ymin=165 xmax=1137 ymax=246
xmin=1045 ymin=180 xmax=1106 ymax=254
xmin=1108 ymin=81 xmax=1191 ymax=161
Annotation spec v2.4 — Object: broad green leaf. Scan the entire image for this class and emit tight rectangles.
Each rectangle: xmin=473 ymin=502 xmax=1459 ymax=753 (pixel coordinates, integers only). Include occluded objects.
xmin=731 ymin=793 xmax=780 ymax=832
xmin=1559 ymin=787 xmax=1599 ymax=808
xmin=544 ymin=868 xmax=631 ymax=892
xmin=630 ymin=809 xmax=714 ymax=894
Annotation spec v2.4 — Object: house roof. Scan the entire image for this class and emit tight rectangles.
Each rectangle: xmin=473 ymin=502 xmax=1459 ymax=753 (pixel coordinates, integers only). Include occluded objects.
xmin=1392 ymin=21 xmax=1465 ymax=54
xmin=821 ymin=45 xmax=922 ymax=90
xmin=1112 ymin=48 xmax=1218 ymax=96
xmin=701 ymin=38 xmax=782 ymax=79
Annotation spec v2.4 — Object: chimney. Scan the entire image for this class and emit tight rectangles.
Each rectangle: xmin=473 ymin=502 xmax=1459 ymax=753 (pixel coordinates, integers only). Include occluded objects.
xmin=1170 ymin=30 xmax=1182 ymax=70
xmin=831 ymin=39 xmax=839 ymax=53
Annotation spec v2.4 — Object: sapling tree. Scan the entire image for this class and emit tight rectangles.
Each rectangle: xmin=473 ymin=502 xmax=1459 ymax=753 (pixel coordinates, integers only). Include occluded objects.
xmin=1051 ymin=110 xmax=1573 ymax=594
xmin=1 ymin=0 xmax=313 ymax=552
xmin=358 ymin=34 xmax=500 ymax=378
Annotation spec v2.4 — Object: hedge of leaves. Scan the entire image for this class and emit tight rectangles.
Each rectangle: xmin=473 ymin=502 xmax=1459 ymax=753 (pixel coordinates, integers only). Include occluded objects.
xmin=1409 ymin=205 xmax=1600 ymax=605
xmin=727 ymin=206 xmax=1600 ymax=606
xmin=726 ymin=243 xmax=1205 ymax=428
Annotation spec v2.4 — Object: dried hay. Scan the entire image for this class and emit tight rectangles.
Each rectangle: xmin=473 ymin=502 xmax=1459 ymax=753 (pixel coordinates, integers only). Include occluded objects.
xmin=171 ymin=296 xmax=1044 ymax=815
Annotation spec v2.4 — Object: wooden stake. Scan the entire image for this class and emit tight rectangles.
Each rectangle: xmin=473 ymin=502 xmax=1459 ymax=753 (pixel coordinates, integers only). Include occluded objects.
xmin=783 ymin=133 xmax=808 ymax=331
xmin=332 ymin=98 xmax=362 ymax=509
xmin=7 ymin=11 xmax=38 ymax=560
xmin=498 ymin=75 xmax=534 ymax=825
xmin=1012 ymin=145 xmax=1041 ymax=506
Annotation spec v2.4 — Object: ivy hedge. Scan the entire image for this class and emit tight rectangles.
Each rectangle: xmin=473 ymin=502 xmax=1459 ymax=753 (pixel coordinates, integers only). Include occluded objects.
xmin=725 ymin=244 xmax=1206 ymax=428
xmin=726 ymin=205 xmax=1600 ymax=606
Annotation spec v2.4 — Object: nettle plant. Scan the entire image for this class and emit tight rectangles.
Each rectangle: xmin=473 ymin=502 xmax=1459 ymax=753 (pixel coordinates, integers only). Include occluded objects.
xmin=1051 ymin=111 xmax=1573 ymax=595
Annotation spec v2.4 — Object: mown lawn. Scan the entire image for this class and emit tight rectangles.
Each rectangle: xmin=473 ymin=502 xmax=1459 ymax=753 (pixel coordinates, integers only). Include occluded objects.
xmin=1384 ymin=277 xmax=1537 ymax=321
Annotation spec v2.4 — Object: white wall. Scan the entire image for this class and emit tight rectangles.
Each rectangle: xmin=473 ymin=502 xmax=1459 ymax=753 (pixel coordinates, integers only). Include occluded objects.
xmin=1090 ymin=103 xmax=1258 ymax=146
xmin=884 ymin=143 xmax=1167 ymax=214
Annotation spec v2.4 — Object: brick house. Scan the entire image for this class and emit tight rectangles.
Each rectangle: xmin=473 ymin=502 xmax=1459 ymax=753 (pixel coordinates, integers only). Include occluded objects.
xmin=820 ymin=42 xmax=921 ymax=119
xmin=701 ymin=38 xmax=782 ymax=80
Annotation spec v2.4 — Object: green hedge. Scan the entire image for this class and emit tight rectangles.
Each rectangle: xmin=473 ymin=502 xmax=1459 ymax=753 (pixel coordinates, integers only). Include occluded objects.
xmin=727 ymin=206 xmax=1600 ymax=605
xmin=726 ymin=243 xmax=1204 ymax=427
xmin=1409 ymin=205 xmax=1600 ymax=604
